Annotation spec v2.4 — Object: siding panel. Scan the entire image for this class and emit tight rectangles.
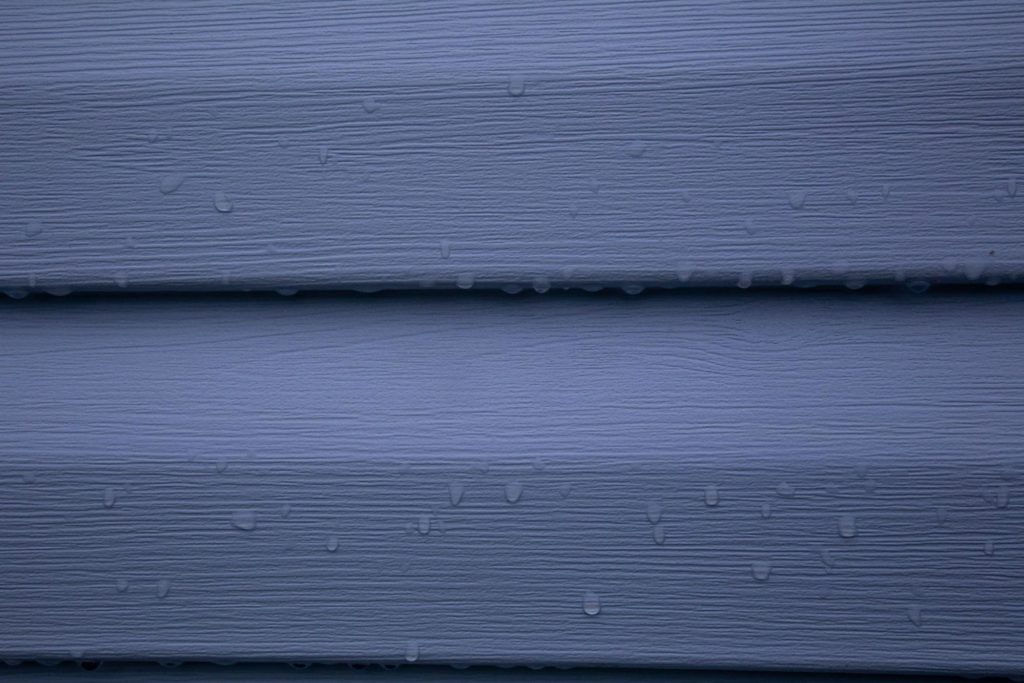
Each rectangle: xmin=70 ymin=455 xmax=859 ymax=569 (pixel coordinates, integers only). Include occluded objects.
xmin=1 ymin=289 xmax=1022 ymax=674
xmin=1 ymin=2 xmax=1022 ymax=292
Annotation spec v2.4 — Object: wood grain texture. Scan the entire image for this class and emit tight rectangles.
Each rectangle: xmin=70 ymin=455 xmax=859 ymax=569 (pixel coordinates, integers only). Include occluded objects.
xmin=1 ymin=2 xmax=1022 ymax=292
xmin=0 ymin=662 xmax=985 ymax=683
xmin=1 ymin=289 xmax=1022 ymax=674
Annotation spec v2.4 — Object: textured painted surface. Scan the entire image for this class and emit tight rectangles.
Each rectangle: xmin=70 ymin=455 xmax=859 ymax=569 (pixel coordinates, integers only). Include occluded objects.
xmin=0 ymin=662 xmax=987 ymax=683
xmin=1 ymin=2 xmax=1022 ymax=292
xmin=1 ymin=290 xmax=1022 ymax=674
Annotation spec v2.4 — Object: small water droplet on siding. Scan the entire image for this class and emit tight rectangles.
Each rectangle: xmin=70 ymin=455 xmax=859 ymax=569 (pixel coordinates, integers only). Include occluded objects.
xmin=362 ymin=97 xmax=380 ymax=113
xmin=743 ymin=218 xmax=758 ymax=235
xmin=417 ymin=514 xmax=431 ymax=535
xmin=908 ymin=605 xmax=923 ymax=627
xmin=751 ymin=560 xmax=772 ymax=581
xmin=276 ymin=288 xmax=298 ymax=297
xmin=1008 ymin=177 xmax=1018 ymax=198
xmin=995 ymin=485 xmax=1010 ymax=509
xmin=113 ymin=272 xmax=128 ymax=289
xmin=215 ymin=456 xmax=228 ymax=473
xmin=776 ymin=482 xmax=795 ymax=498
xmin=156 ymin=579 xmax=171 ymax=599
xmin=676 ymin=265 xmax=693 ymax=283
xmin=456 ymin=273 xmax=475 ymax=289
xmin=907 ymin=280 xmax=930 ymax=294
xmin=652 ymin=524 xmax=665 ymax=545
xmin=231 ymin=510 xmax=257 ymax=531
xmin=845 ymin=278 xmax=865 ymax=290
xmin=820 ymin=549 xmax=836 ymax=573
xmin=507 ymin=75 xmax=525 ymax=97
xmin=116 ymin=579 xmax=129 ymax=593
xmin=845 ymin=189 xmax=859 ymax=205
xmin=838 ymin=514 xmax=857 ymax=539
xmin=280 ymin=503 xmax=291 ymax=518
xmin=622 ymin=284 xmax=644 ymax=295
xmin=558 ymin=484 xmax=573 ymax=499
xmin=646 ymin=501 xmax=663 ymax=524
xmin=502 ymin=284 xmax=523 ymax=294
xmin=213 ymin=191 xmax=233 ymax=213
xmin=505 ymin=482 xmax=523 ymax=504
xmin=318 ymin=146 xmax=328 ymax=165
xmin=964 ymin=259 xmax=986 ymax=281
xmin=159 ymin=174 xmax=186 ymax=195
xmin=984 ymin=540 xmax=995 ymax=555
xmin=582 ymin=590 xmax=601 ymax=616
xmin=5 ymin=289 xmax=28 ymax=299
xmin=627 ymin=141 xmax=646 ymax=158
xmin=449 ymin=482 xmax=464 ymax=506
xmin=405 ymin=640 xmax=419 ymax=662
xmin=532 ymin=276 xmax=551 ymax=294
xmin=760 ymin=502 xmax=771 ymax=519
xmin=704 ymin=485 xmax=720 ymax=507
xmin=24 ymin=220 xmax=43 ymax=238
xmin=326 ymin=534 xmax=339 ymax=552
xmin=737 ymin=272 xmax=752 ymax=289
xmin=439 ymin=239 xmax=451 ymax=259
xmin=881 ymin=183 xmax=893 ymax=199
xmin=103 ymin=487 xmax=116 ymax=509
xmin=781 ymin=268 xmax=795 ymax=285
xmin=788 ymin=190 xmax=806 ymax=209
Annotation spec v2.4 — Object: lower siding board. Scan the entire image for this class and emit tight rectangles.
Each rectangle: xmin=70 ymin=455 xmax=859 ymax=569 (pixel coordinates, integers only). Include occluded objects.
xmin=1 ymin=289 xmax=1022 ymax=675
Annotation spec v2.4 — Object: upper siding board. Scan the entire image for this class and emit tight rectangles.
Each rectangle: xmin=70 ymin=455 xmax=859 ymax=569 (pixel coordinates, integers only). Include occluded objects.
xmin=0 ymin=1 xmax=1022 ymax=292
xmin=1 ymin=290 xmax=1022 ymax=674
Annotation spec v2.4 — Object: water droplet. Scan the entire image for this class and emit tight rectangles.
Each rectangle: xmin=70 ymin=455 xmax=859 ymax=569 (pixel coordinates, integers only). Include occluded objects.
xmin=845 ymin=278 xmax=865 ymax=290
xmin=532 ymin=276 xmax=551 ymax=294
xmin=280 ymin=503 xmax=291 ymax=518
xmin=326 ymin=534 xmax=339 ymax=552
xmin=942 ymin=257 xmax=959 ymax=274
xmin=626 ymin=141 xmax=646 ymax=158
xmin=781 ymin=268 xmax=795 ymax=285
xmin=362 ymin=97 xmax=380 ymax=113
xmin=4 ymin=289 xmax=28 ymax=299
xmin=159 ymin=174 xmax=186 ymax=195
xmin=558 ymin=483 xmax=573 ymax=499
xmin=24 ymin=220 xmax=43 ymax=238
xmin=760 ymin=502 xmax=771 ymax=519
xmin=704 ymin=485 xmax=720 ymax=507
xmin=984 ymin=540 xmax=995 ymax=555
xmin=751 ymin=560 xmax=772 ymax=581
xmin=845 ymin=189 xmax=859 ymax=205
xmin=569 ymin=202 xmax=579 ymax=219
xmin=820 ymin=549 xmax=836 ymax=573
xmin=156 ymin=579 xmax=171 ymax=599
xmin=776 ymin=482 xmax=795 ymax=498
xmin=147 ymin=130 xmax=160 ymax=143
xmin=881 ymin=183 xmax=893 ymax=199
xmin=1009 ymin=177 xmax=1018 ymax=198
xmin=213 ymin=191 xmax=233 ymax=213
xmin=113 ymin=272 xmax=128 ymax=289
xmin=449 ymin=482 xmax=464 ymax=506
xmin=116 ymin=578 xmax=129 ymax=593
xmin=456 ymin=273 xmax=475 ymax=289
xmin=318 ymin=146 xmax=328 ymax=165
xmin=413 ymin=514 xmax=431 ymax=535
xmin=405 ymin=640 xmax=419 ymax=662
xmin=737 ymin=272 xmax=752 ymax=289
xmin=788 ymin=190 xmax=806 ymax=209
xmin=275 ymin=288 xmax=298 ymax=297
xmin=901 ymin=278 xmax=929 ymax=295
xmin=439 ymin=239 xmax=451 ymax=259
xmin=646 ymin=501 xmax=663 ymax=524
xmin=504 ymin=481 xmax=523 ymax=504
xmin=582 ymin=590 xmax=601 ymax=616
xmin=964 ymin=259 xmax=986 ymax=281
xmin=622 ymin=284 xmax=644 ymax=295
xmin=507 ymin=74 xmax=525 ymax=97
xmin=908 ymin=605 xmax=922 ymax=627
xmin=103 ymin=487 xmax=116 ymax=509
xmin=502 ymin=284 xmax=523 ymax=294
xmin=652 ymin=524 xmax=665 ymax=545
xmin=231 ymin=510 xmax=257 ymax=531
xmin=995 ymin=485 xmax=1009 ymax=509
xmin=743 ymin=218 xmax=758 ymax=236
xmin=838 ymin=514 xmax=857 ymax=538
xmin=531 ymin=457 xmax=547 ymax=472
xmin=215 ymin=456 xmax=228 ymax=473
